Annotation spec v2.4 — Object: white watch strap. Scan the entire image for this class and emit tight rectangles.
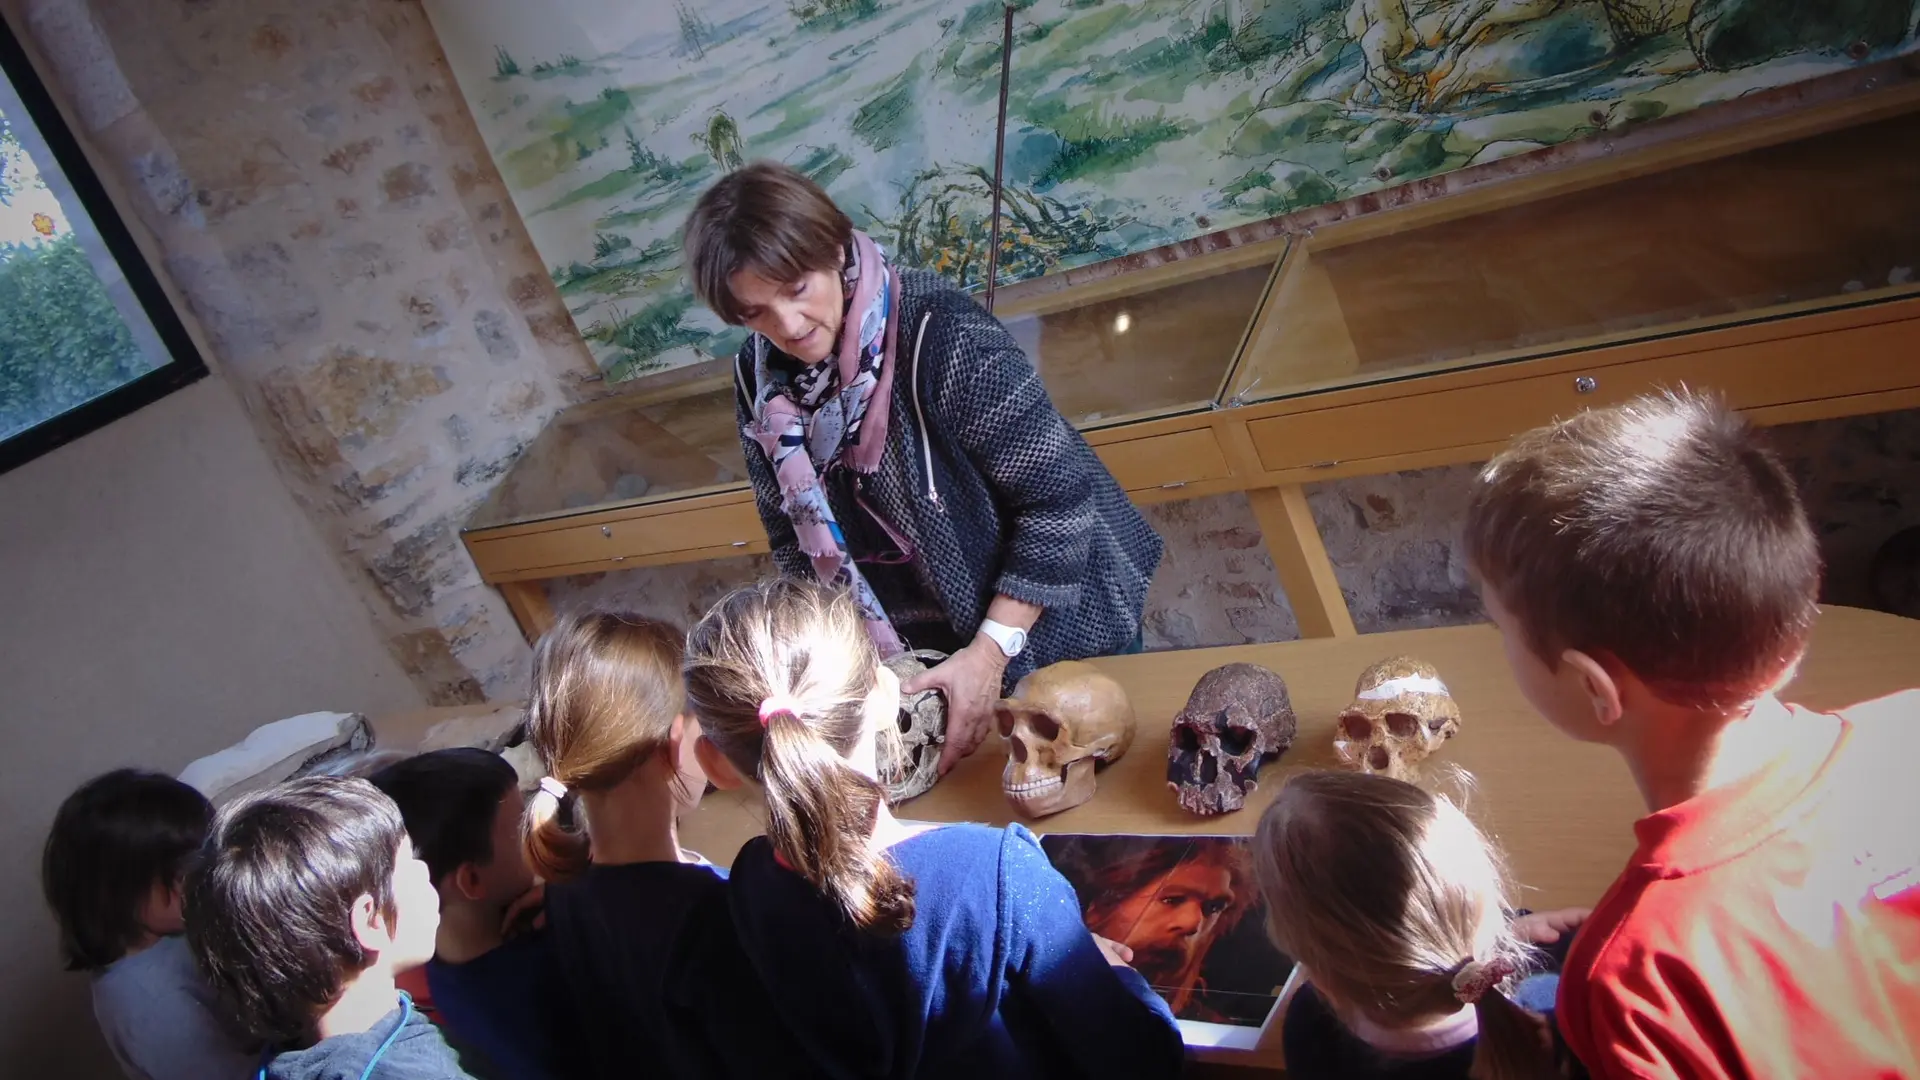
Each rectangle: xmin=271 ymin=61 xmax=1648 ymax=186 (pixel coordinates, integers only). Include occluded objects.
xmin=979 ymin=618 xmax=1026 ymax=657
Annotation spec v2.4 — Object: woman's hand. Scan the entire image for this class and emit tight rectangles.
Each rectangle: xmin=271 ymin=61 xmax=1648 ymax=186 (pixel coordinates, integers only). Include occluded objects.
xmin=904 ymin=638 xmax=1009 ymax=775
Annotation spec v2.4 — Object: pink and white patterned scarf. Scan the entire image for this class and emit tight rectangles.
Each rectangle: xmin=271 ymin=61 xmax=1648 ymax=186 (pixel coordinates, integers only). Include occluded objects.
xmin=744 ymin=230 xmax=905 ymax=657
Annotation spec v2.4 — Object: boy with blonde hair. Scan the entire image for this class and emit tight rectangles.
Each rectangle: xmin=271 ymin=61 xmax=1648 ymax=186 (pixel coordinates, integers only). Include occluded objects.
xmin=1464 ymin=391 xmax=1920 ymax=1079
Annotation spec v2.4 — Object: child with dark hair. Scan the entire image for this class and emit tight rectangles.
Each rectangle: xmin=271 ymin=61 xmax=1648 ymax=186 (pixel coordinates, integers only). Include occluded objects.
xmin=1466 ymin=390 xmax=1920 ymax=1078
xmin=370 ymin=749 xmax=566 ymax=1080
xmin=42 ymin=768 xmax=255 ymax=1080
xmin=684 ymin=578 xmax=1185 ymax=1079
xmin=184 ymin=776 xmax=471 ymax=1080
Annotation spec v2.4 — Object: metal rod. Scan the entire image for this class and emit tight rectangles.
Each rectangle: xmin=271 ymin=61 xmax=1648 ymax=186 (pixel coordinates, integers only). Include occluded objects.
xmin=983 ymin=3 xmax=1014 ymax=313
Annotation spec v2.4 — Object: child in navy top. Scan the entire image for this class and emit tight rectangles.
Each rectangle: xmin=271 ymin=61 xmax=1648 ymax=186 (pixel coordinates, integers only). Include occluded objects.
xmin=520 ymin=608 xmax=803 ymax=1079
xmin=370 ymin=749 xmax=570 ymax=1080
xmin=1252 ymin=771 xmax=1568 ymax=1080
xmin=684 ymin=578 xmax=1185 ymax=1079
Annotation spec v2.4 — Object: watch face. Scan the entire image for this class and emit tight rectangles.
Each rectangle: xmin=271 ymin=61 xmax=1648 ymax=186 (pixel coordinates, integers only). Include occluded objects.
xmin=1005 ymin=629 xmax=1028 ymax=655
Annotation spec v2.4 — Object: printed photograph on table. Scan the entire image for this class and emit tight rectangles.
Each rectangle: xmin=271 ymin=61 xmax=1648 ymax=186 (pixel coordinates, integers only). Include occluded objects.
xmin=1041 ymin=833 xmax=1295 ymax=1027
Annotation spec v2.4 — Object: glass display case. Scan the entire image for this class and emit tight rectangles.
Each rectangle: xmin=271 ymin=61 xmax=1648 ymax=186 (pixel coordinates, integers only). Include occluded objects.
xmin=465 ymin=83 xmax=1920 ymax=641
xmin=1226 ymin=108 xmax=1920 ymax=405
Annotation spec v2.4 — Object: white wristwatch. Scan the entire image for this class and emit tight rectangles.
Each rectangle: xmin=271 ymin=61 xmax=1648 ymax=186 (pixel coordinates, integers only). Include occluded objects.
xmin=977 ymin=618 xmax=1029 ymax=659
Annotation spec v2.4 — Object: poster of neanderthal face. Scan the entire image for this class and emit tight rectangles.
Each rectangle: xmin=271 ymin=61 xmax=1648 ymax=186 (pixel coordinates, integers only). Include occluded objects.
xmin=1041 ymin=834 xmax=1294 ymax=1027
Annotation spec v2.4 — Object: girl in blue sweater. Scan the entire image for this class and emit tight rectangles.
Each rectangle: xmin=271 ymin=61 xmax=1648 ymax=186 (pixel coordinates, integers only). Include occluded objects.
xmin=683 ymin=578 xmax=1185 ymax=1080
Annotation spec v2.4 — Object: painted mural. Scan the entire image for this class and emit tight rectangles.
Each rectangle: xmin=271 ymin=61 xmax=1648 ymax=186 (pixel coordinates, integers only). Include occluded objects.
xmin=425 ymin=0 xmax=1920 ymax=380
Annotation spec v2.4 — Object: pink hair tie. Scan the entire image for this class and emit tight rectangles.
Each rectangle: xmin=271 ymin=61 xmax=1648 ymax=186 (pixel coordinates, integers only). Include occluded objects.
xmin=1451 ymin=955 xmax=1517 ymax=1004
xmin=758 ymin=694 xmax=802 ymax=728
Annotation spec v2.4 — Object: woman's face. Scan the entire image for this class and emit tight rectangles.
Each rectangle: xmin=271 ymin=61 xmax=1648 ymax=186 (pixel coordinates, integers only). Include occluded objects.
xmin=730 ymin=267 xmax=844 ymax=364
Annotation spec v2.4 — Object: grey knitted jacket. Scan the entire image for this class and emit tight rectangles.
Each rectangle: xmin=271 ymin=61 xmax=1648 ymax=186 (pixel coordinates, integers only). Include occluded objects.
xmin=733 ymin=268 xmax=1163 ymax=685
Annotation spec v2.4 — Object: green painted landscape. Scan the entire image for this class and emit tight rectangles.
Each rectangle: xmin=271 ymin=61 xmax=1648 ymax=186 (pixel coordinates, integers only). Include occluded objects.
xmin=425 ymin=0 xmax=1920 ymax=380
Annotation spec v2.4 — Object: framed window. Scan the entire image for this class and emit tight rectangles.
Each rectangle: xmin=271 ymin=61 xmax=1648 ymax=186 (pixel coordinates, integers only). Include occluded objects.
xmin=0 ymin=17 xmax=204 ymax=475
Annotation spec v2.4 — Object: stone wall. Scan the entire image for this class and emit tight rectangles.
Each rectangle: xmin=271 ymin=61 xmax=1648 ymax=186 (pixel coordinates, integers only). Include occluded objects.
xmin=12 ymin=0 xmax=599 ymax=702
xmin=547 ymin=409 xmax=1920 ymax=645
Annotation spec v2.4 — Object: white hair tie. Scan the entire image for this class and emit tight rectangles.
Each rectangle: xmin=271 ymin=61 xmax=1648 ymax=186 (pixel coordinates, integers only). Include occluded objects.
xmin=537 ymin=776 xmax=569 ymax=803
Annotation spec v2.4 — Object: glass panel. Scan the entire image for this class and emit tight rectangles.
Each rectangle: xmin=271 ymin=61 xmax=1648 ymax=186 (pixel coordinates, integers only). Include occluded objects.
xmin=1000 ymin=259 xmax=1276 ymax=428
xmin=467 ymin=383 xmax=743 ymax=531
xmin=1230 ymin=109 xmax=1920 ymax=402
xmin=0 ymin=62 xmax=184 ymax=446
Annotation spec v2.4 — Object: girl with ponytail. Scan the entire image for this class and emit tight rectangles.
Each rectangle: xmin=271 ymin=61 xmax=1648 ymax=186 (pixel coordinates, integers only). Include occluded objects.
xmin=522 ymin=609 xmax=802 ymax=1079
xmin=684 ymin=578 xmax=1184 ymax=1080
xmin=1253 ymin=771 xmax=1574 ymax=1080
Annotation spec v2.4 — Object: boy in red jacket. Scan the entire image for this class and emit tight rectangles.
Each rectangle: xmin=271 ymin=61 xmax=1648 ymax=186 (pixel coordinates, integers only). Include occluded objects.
xmin=1464 ymin=390 xmax=1920 ymax=1080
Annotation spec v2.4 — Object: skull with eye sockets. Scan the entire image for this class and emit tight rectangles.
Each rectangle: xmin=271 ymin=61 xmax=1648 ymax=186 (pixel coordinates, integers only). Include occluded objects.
xmin=1167 ymin=663 xmax=1297 ymax=815
xmin=994 ymin=661 xmax=1135 ymax=818
xmin=876 ymin=650 xmax=948 ymax=805
xmin=1332 ymin=656 xmax=1461 ymax=781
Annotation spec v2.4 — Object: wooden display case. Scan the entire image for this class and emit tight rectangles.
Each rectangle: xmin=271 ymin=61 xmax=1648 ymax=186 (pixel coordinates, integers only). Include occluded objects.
xmin=464 ymin=84 xmax=1920 ymax=642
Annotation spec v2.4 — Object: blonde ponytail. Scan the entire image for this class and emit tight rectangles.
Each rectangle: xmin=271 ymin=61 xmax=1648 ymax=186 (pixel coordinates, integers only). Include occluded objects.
xmin=523 ymin=777 xmax=590 ymax=882
xmin=685 ymin=579 xmax=916 ymax=933
xmin=1255 ymin=771 xmax=1557 ymax=1080
xmin=521 ymin=609 xmax=687 ymax=883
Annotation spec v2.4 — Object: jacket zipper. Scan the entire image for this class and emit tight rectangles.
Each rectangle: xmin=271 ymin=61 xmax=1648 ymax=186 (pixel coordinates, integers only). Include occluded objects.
xmin=909 ymin=311 xmax=938 ymax=505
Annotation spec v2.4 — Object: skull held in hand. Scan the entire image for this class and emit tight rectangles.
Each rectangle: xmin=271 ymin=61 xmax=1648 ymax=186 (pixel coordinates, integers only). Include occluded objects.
xmin=1167 ymin=663 xmax=1297 ymax=815
xmin=876 ymin=650 xmax=948 ymax=805
xmin=995 ymin=661 xmax=1135 ymax=818
xmin=1332 ymin=657 xmax=1461 ymax=781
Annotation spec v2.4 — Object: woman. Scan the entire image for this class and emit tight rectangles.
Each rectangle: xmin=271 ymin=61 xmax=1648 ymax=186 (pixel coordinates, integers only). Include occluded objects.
xmin=683 ymin=161 xmax=1162 ymax=774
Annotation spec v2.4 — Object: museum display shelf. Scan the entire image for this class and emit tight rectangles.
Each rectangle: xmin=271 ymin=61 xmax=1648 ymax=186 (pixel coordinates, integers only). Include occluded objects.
xmin=464 ymin=82 xmax=1920 ymax=643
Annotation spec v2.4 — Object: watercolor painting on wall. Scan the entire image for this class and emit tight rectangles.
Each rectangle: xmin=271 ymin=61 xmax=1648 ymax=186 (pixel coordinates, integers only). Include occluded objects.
xmin=1003 ymin=0 xmax=1919 ymax=269
xmin=425 ymin=0 xmax=1920 ymax=381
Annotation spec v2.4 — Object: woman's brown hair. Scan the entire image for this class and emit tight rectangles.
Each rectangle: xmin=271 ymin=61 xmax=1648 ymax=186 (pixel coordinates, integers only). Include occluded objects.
xmin=522 ymin=609 xmax=687 ymax=882
xmin=683 ymin=577 xmax=914 ymax=933
xmin=682 ymin=160 xmax=853 ymax=325
xmin=1254 ymin=771 xmax=1553 ymax=1080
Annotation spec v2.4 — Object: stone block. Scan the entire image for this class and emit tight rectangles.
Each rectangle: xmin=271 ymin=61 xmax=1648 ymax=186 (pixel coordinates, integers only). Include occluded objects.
xmin=178 ymin=711 xmax=374 ymax=805
xmin=418 ymin=705 xmax=526 ymax=754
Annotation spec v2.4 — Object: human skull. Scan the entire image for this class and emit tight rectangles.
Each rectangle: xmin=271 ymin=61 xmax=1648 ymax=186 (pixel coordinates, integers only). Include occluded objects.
xmin=995 ymin=661 xmax=1135 ymax=818
xmin=876 ymin=650 xmax=948 ymax=805
xmin=1167 ymin=663 xmax=1297 ymax=815
xmin=1332 ymin=657 xmax=1461 ymax=781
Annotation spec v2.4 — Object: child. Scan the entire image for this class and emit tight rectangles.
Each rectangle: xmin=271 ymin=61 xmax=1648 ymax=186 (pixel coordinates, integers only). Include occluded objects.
xmin=683 ymin=578 xmax=1186 ymax=1079
xmin=1253 ymin=770 xmax=1555 ymax=1080
xmin=519 ymin=608 xmax=795 ymax=1078
xmin=370 ymin=749 xmax=566 ymax=1080
xmin=1464 ymin=390 xmax=1920 ymax=1079
xmin=183 ymin=776 xmax=470 ymax=1080
xmin=42 ymin=769 xmax=256 ymax=1080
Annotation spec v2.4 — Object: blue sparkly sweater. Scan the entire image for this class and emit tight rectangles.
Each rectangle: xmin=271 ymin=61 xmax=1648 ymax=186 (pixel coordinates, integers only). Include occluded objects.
xmin=728 ymin=822 xmax=1185 ymax=1080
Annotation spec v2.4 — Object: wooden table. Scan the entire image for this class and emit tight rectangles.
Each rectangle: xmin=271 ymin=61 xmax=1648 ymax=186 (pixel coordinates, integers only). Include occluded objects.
xmin=677 ymin=605 xmax=1919 ymax=1073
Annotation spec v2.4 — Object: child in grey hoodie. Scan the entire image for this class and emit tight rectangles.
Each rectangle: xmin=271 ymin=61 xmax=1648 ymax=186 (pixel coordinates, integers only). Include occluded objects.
xmin=185 ymin=776 xmax=475 ymax=1080
xmin=43 ymin=769 xmax=256 ymax=1080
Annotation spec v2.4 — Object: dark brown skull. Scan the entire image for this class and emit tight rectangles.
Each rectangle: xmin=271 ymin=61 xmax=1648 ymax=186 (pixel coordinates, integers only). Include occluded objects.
xmin=1167 ymin=663 xmax=1297 ymax=815
xmin=877 ymin=650 xmax=948 ymax=805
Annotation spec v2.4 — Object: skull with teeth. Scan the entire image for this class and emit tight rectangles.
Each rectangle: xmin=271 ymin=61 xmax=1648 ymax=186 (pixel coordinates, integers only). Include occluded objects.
xmin=1167 ymin=663 xmax=1297 ymax=815
xmin=1332 ymin=657 xmax=1461 ymax=781
xmin=876 ymin=650 xmax=949 ymax=805
xmin=995 ymin=661 xmax=1135 ymax=818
